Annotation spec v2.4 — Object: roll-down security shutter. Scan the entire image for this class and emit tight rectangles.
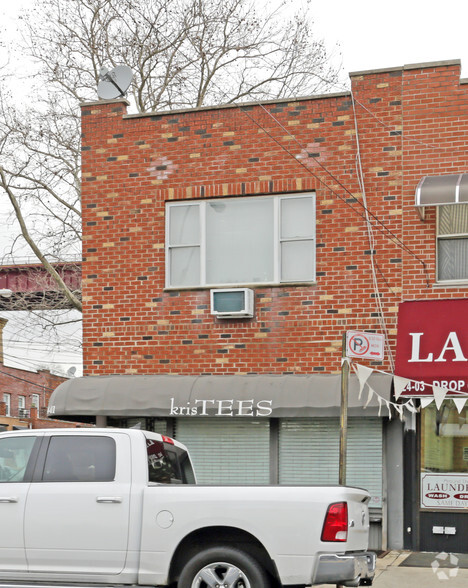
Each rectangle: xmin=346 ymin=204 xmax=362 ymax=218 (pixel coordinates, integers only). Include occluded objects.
xmin=279 ymin=418 xmax=382 ymax=507
xmin=174 ymin=418 xmax=270 ymax=485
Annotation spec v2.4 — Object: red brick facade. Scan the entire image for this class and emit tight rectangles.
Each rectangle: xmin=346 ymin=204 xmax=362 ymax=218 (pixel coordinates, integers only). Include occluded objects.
xmin=80 ymin=60 xmax=468 ymax=377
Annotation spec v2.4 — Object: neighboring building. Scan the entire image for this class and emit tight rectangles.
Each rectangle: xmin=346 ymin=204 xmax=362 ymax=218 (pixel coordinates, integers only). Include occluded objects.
xmin=0 ymin=318 xmax=84 ymax=430
xmin=52 ymin=59 xmax=468 ymax=552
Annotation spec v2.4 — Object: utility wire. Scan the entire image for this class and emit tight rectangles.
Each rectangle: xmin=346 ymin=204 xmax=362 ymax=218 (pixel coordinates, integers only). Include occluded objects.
xmin=243 ymin=102 xmax=429 ymax=286
xmin=138 ymin=21 xmax=430 ymax=284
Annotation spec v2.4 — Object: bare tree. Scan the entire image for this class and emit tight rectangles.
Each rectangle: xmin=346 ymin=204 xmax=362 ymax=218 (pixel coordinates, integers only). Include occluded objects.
xmin=0 ymin=0 xmax=340 ymax=316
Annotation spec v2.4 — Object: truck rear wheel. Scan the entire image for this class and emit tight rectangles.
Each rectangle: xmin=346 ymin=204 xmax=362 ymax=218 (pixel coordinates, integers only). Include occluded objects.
xmin=178 ymin=546 xmax=271 ymax=587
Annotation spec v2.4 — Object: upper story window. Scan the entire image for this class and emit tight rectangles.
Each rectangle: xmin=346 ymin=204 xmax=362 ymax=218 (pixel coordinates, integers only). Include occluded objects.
xmin=437 ymin=204 xmax=468 ymax=282
xmin=166 ymin=193 xmax=315 ymax=288
xmin=18 ymin=396 xmax=26 ymax=410
xmin=3 ymin=394 xmax=11 ymax=417
xmin=31 ymin=394 xmax=40 ymax=409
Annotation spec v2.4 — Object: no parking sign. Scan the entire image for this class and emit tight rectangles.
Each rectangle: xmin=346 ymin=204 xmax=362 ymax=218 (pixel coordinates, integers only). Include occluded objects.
xmin=345 ymin=330 xmax=385 ymax=360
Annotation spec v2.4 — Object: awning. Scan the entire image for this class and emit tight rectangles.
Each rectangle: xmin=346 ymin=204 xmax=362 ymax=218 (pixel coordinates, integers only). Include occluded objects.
xmin=415 ymin=174 xmax=468 ymax=219
xmin=48 ymin=373 xmax=392 ymax=419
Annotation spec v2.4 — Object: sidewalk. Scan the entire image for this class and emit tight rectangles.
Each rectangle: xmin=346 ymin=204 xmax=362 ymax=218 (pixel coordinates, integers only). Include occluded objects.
xmin=371 ymin=550 xmax=468 ymax=587
xmin=314 ymin=550 xmax=468 ymax=587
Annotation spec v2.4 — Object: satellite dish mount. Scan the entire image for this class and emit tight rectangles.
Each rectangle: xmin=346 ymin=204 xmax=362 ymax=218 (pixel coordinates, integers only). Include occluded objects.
xmin=97 ymin=65 xmax=133 ymax=100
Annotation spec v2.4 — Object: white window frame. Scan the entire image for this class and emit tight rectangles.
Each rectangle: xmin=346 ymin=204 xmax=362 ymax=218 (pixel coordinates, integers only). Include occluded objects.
xmin=31 ymin=394 xmax=40 ymax=409
xmin=166 ymin=193 xmax=316 ymax=288
xmin=3 ymin=393 xmax=11 ymax=417
xmin=18 ymin=396 xmax=26 ymax=410
xmin=436 ymin=204 xmax=468 ymax=283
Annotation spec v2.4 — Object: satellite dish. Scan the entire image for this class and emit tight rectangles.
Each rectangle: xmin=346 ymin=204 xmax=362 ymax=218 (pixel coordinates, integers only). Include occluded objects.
xmin=97 ymin=65 xmax=133 ymax=100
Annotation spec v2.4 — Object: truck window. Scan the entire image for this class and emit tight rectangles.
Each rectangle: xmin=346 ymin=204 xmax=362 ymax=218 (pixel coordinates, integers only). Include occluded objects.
xmin=146 ymin=437 xmax=195 ymax=484
xmin=42 ymin=436 xmax=116 ymax=482
xmin=0 ymin=436 xmax=37 ymax=482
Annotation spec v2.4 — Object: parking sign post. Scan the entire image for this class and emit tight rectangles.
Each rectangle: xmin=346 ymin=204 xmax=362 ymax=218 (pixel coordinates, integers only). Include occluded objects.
xmin=340 ymin=331 xmax=385 ymax=487
xmin=339 ymin=332 xmax=348 ymax=486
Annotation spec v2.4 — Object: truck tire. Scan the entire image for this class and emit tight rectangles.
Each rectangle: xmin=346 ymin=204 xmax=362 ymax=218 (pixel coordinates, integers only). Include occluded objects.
xmin=178 ymin=545 xmax=271 ymax=587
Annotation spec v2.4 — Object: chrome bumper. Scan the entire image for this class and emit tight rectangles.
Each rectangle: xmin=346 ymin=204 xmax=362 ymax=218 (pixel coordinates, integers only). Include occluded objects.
xmin=313 ymin=551 xmax=376 ymax=586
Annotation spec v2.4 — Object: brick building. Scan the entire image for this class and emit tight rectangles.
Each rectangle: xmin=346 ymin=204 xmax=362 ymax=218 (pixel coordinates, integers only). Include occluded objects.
xmin=0 ymin=318 xmax=68 ymax=425
xmin=50 ymin=59 xmax=468 ymax=552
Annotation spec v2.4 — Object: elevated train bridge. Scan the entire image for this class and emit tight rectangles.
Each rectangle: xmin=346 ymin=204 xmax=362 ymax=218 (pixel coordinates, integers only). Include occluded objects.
xmin=0 ymin=260 xmax=82 ymax=311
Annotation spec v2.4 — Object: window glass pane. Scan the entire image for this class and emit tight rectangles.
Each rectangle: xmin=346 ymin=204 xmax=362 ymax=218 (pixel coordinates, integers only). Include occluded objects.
xmin=169 ymin=205 xmax=199 ymax=245
xmin=3 ymin=394 xmax=11 ymax=416
xmin=439 ymin=204 xmax=468 ymax=235
xmin=43 ymin=436 xmax=116 ymax=482
xmin=281 ymin=196 xmax=314 ymax=239
xmin=421 ymin=402 xmax=468 ymax=474
xmin=437 ymin=238 xmax=468 ymax=280
xmin=206 ymin=198 xmax=274 ymax=283
xmin=170 ymin=246 xmax=200 ymax=286
xmin=281 ymin=240 xmax=315 ymax=282
xmin=0 ymin=436 xmax=36 ymax=482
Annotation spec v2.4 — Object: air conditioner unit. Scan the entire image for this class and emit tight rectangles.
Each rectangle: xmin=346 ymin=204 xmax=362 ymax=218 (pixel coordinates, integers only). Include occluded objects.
xmin=18 ymin=409 xmax=30 ymax=419
xmin=210 ymin=288 xmax=254 ymax=319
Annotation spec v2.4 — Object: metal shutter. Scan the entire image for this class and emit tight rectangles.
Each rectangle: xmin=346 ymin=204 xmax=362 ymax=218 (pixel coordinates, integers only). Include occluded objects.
xmin=279 ymin=418 xmax=382 ymax=507
xmin=174 ymin=418 xmax=270 ymax=485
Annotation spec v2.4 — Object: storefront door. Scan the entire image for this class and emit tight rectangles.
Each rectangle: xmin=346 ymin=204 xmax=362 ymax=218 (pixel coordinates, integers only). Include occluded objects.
xmin=419 ymin=400 xmax=468 ymax=552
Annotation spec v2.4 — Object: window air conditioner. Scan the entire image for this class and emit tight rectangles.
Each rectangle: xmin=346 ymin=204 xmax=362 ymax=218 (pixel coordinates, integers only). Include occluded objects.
xmin=210 ymin=288 xmax=254 ymax=319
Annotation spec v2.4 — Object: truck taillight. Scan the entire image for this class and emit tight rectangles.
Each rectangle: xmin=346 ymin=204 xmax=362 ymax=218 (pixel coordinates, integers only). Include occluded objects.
xmin=321 ymin=502 xmax=348 ymax=542
xmin=162 ymin=435 xmax=174 ymax=445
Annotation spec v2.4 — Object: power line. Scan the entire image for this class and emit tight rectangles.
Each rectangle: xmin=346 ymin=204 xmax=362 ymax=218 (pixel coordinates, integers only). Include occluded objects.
xmin=240 ymin=102 xmax=429 ymax=286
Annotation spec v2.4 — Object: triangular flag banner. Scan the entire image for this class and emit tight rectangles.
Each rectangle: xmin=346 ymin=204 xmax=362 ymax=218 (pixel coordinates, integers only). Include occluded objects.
xmin=453 ymin=397 xmax=468 ymax=414
xmin=385 ymin=400 xmax=392 ymax=420
xmin=377 ymin=396 xmax=383 ymax=417
xmin=394 ymin=404 xmax=404 ymax=421
xmin=364 ymin=386 xmax=374 ymax=408
xmin=420 ymin=397 xmax=433 ymax=409
xmin=355 ymin=364 xmax=374 ymax=400
xmin=433 ymin=386 xmax=448 ymax=410
xmin=405 ymin=400 xmax=418 ymax=414
xmin=394 ymin=375 xmax=411 ymax=401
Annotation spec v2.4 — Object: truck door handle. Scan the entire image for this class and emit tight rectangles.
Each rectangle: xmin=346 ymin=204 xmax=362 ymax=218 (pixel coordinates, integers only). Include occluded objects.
xmin=96 ymin=496 xmax=122 ymax=503
xmin=0 ymin=497 xmax=18 ymax=503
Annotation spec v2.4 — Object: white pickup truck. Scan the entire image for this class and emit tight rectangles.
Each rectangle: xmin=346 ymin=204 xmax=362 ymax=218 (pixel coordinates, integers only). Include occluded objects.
xmin=0 ymin=427 xmax=375 ymax=587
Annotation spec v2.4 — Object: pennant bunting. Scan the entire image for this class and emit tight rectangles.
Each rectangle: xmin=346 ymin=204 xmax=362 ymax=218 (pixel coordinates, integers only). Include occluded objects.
xmin=385 ymin=400 xmax=392 ymax=420
xmin=364 ymin=386 xmax=374 ymax=408
xmin=420 ymin=397 xmax=434 ymax=409
xmin=453 ymin=397 xmax=468 ymax=414
xmin=405 ymin=400 xmax=418 ymax=414
xmin=432 ymin=386 xmax=448 ymax=410
xmin=355 ymin=364 xmax=374 ymax=400
xmin=394 ymin=375 xmax=411 ymax=401
xmin=377 ymin=396 xmax=383 ymax=417
xmin=349 ymin=362 xmax=468 ymax=418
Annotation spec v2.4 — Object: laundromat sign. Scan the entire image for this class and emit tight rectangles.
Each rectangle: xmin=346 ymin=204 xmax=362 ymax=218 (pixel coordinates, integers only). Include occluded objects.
xmin=396 ymin=299 xmax=468 ymax=396
xmin=421 ymin=473 xmax=468 ymax=509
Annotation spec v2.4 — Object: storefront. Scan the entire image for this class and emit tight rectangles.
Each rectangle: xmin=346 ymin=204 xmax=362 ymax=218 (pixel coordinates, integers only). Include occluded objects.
xmin=49 ymin=371 xmax=397 ymax=549
xmin=396 ymin=299 xmax=468 ymax=553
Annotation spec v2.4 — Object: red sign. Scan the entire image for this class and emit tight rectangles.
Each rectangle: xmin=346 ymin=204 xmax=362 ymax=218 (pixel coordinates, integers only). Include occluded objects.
xmin=396 ymin=299 xmax=468 ymax=396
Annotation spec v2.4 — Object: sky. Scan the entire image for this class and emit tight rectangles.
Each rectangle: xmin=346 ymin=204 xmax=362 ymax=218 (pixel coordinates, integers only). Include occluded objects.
xmin=1 ymin=0 xmax=468 ymax=377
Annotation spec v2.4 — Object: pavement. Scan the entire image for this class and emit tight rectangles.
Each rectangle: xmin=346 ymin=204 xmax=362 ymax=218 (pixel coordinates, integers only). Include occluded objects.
xmin=370 ymin=550 xmax=468 ymax=587
xmin=315 ymin=550 xmax=468 ymax=587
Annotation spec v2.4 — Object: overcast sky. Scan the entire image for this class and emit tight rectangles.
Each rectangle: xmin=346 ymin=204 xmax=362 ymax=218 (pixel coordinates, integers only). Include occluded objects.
xmin=311 ymin=1 xmax=468 ymax=79
xmin=1 ymin=0 xmax=468 ymax=376
xmin=2 ymin=0 xmax=468 ymax=84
